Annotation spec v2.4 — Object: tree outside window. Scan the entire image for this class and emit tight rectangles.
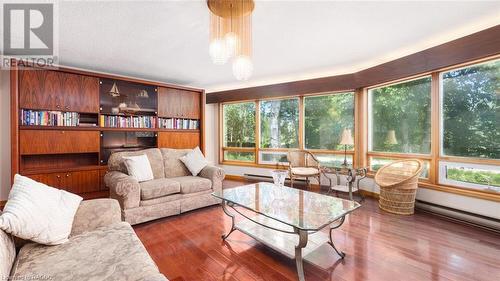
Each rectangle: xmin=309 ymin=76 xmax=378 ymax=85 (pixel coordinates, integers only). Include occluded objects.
xmin=369 ymin=77 xmax=432 ymax=154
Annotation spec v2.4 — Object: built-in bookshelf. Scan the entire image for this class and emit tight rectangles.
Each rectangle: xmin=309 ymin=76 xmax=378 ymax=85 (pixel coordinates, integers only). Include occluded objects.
xmin=11 ymin=64 xmax=205 ymax=199
xmin=100 ymin=115 xmax=156 ymax=129
xmin=21 ymin=109 xmax=98 ymax=127
xmin=158 ymin=118 xmax=200 ymax=130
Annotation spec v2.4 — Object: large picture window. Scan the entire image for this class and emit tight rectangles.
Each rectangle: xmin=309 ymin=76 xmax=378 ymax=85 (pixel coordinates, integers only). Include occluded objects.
xmin=222 ymin=102 xmax=256 ymax=162
xmin=441 ymin=59 xmax=499 ymax=160
xmin=304 ymin=92 xmax=354 ymax=150
xmin=369 ymin=76 xmax=432 ymax=155
xmin=260 ymin=98 xmax=299 ymax=149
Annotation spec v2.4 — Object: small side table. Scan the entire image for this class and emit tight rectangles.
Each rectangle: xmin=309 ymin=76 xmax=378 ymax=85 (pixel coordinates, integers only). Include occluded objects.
xmin=321 ymin=165 xmax=367 ymax=201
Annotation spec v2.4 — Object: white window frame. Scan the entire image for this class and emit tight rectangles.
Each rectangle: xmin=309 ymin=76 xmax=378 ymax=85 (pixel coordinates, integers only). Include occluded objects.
xmin=439 ymin=161 xmax=500 ymax=192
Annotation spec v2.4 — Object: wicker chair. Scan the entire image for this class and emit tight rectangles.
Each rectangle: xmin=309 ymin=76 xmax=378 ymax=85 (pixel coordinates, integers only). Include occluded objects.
xmin=286 ymin=151 xmax=321 ymax=188
xmin=374 ymin=159 xmax=423 ymax=215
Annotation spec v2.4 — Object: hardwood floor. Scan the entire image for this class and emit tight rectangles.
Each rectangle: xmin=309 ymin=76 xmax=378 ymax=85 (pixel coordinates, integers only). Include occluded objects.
xmin=134 ymin=180 xmax=500 ymax=281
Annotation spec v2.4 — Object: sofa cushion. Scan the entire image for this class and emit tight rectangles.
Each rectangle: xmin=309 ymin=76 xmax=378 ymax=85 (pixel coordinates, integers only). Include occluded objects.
xmin=140 ymin=178 xmax=180 ymax=200
xmin=0 ymin=174 xmax=83 ymax=245
xmin=160 ymin=148 xmax=192 ymax=178
xmin=11 ymin=222 xmax=167 ymax=281
xmin=108 ymin=148 xmax=165 ymax=180
xmin=123 ymin=155 xmax=154 ymax=182
xmin=0 ymin=229 xmax=15 ymax=280
xmin=171 ymin=176 xmax=212 ymax=194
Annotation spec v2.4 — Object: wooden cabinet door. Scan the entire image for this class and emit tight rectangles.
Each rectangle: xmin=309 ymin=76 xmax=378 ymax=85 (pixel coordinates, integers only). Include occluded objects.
xmin=28 ymin=173 xmax=64 ymax=188
xmin=158 ymin=131 xmax=200 ymax=149
xmin=26 ymin=170 xmax=100 ymax=194
xmin=19 ymin=70 xmax=99 ymax=113
xmin=158 ymin=87 xmax=181 ymax=118
xmin=20 ymin=130 xmax=100 ymax=155
xmin=63 ymin=170 xmax=100 ymax=194
xmin=62 ymin=72 xmax=99 ymax=113
xmin=181 ymin=91 xmax=201 ymax=119
xmin=20 ymin=70 xmax=64 ymax=111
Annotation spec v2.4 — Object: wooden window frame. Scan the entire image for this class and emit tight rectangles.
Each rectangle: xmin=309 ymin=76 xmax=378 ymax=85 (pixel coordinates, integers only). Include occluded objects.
xmin=218 ymin=56 xmax=500 ymax=202
xmin=219 ymin=92 xmax=356 ymax=167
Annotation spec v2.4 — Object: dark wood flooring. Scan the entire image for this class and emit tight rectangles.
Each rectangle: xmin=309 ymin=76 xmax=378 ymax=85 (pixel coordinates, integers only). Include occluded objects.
xmin=134 ymin=180 xmax=500 ymax=281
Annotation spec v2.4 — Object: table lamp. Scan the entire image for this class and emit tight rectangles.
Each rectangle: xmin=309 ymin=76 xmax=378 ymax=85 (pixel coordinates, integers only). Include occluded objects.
xmin=385 ymin=130 xmax=398 ymax=145
xmin=339 ymin=128 xmax=354 ymax=166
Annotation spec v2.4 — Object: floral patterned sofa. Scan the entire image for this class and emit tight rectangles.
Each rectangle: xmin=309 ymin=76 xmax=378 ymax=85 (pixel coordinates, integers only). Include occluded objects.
xmin=104 ymin=148 xmax=225 ymax=225
xmin=0 ymin=199 xmax=167 ymax=281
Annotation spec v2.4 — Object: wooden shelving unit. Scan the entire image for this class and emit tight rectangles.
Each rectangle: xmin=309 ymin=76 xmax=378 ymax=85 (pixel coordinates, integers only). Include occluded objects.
xmin=11 ymin=64 xmax=205 ymax=199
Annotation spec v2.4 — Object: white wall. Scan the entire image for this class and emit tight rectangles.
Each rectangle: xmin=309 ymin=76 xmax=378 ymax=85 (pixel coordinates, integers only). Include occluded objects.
xmin=0 ymin=70 xmax=11 ymax=201
xmin=204 ymin=103 xmax=218 ymax=165
xmin=205 ymin=103 xmax=500 ymax=219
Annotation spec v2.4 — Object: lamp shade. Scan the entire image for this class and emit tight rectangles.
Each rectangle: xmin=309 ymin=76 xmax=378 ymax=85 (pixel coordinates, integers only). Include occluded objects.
xmin=339 ymin=128 xmax=354 ymax=145
xmin=385 ymin=130 xmax=398 ymax=145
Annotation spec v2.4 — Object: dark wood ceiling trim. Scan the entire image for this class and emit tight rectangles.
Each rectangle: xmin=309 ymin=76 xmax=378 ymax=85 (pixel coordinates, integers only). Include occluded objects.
xmin=207 ymin=24 xmax=500 ymax=104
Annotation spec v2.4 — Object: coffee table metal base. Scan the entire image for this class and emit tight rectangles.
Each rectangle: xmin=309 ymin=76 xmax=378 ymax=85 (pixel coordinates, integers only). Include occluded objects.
xmin=221 ymin=200 xmax=346 ymax=281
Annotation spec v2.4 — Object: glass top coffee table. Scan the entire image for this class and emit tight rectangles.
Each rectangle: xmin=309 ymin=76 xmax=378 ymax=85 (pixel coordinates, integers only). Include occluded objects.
xmin=212 ymin=182 xmax=361 ymax=281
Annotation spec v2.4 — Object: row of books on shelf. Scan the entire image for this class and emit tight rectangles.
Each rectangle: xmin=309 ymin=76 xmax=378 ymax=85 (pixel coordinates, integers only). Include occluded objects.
xmin=158 ymin=118 xmax=199 ymax=130
xmin=21 ymin=109 xmax=81 ymax=127
xmin=100 ymin=115 xmax=156 ymax=128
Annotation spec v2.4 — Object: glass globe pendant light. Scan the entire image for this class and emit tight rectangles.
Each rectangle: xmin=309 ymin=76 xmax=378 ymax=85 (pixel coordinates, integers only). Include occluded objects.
xmin=209 ymin=38 xmax=229 ymax=65
xmin=232 ymin=55 xmax=253 ymax=81
xmin=207 ymin=0 xmax=255 ymax=80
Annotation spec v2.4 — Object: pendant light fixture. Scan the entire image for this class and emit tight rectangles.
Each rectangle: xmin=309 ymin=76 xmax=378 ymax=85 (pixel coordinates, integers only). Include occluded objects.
xmin=207 ymin=0 xmax=254 ymax=81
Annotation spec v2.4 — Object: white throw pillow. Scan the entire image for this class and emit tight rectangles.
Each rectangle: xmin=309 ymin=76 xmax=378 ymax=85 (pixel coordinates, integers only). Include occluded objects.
xmin=123 ymin=154 xmax=154 ymax=182
xmin=0 ymin=174 xmax=83 ymax=245
xmin=180 ymin=147 xmax=209 ymax=176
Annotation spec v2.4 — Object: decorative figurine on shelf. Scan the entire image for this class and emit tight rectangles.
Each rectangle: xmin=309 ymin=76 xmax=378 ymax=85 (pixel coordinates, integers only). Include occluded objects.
xmin=339 ymin=128 xmax=354 ymax=166
xmin=118 ymin=102 xmax=127 ymax=112
xmin=108 ymin=82 xmax=120 ymax=97
xmin=111 ymin=107 xmax=119 ymax=114
xmin=137 ymin=90 xmax=149 ymax=98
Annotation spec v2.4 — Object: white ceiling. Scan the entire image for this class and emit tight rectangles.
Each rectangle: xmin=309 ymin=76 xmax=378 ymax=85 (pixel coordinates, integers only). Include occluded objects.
xmin=18 ymin=1 xmax=500 ymax=91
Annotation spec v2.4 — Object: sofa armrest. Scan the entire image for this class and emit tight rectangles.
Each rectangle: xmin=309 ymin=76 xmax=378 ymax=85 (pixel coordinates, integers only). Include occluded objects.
xmin=70 ymin=199 xmax=121 ymax=237
xmin=199 ymin=165 xmax=225 ymax=193
xmin=104 ymin=171 xmax=141 ymax=210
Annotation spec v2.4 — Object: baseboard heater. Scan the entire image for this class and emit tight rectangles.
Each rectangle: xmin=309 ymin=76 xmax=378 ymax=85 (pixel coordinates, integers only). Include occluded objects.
xmin=415 ymin=200 xmax=500 ymax=233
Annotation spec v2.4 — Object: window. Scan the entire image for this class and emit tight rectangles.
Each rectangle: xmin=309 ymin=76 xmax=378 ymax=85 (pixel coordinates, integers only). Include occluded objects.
xmin=259 ymin=151 xmax=288 ymax=165
xmin=224 ymin=151 xmax=255 ymax=162
xmin=441 ymin=59 xmax=499 ymax=159
xmin=260 ymin=98 xmax=299 ymax=148
xmin=369 ymin=77 xmax=432 ymax=154
xmin=304 ymin=92 xmax=355 ymax=150
xmin=222 ymin=102 xmax=256 ymax=162
xmin=223 ymin=102 xmax=256 ymax=148
xmin=315 ymin=154 xmax=353 ymax=168
xmin=439 ymin=162 xmax=499 ymax=193
xmin=438 ymin=59 xmax=499 ymax=191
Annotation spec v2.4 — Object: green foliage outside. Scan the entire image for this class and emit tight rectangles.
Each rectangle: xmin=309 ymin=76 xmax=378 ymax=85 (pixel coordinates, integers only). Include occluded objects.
xmin=260 ymin=99 xmax=299 ymax=148
xmin=370 ymin=77 xmax=432 ymax=154
xmin=223 ymin=102 xmax=256 ymax=147
xmin=447 ymin=168 xmax=500 ymax=187
xmin=224 ymin=151 xmax=255 ymax=162
xmin=304 ymin=93 xmax=354 ymax=150
xmin=442 ymin=60 xmax=499 ymax=159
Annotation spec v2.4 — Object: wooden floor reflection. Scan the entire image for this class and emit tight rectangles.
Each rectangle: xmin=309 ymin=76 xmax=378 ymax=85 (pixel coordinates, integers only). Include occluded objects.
xmin=134 ymin=180 xmax=500 ymax=281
